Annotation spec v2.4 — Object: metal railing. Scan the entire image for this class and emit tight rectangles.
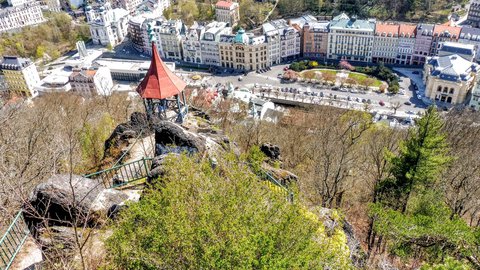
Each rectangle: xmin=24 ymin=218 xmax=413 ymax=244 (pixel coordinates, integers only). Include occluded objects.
xmin=258 ymin=169 xmax=294 ymax=203
xmin=84 ymin=157 xmax=153 ymax=189
xmin=0 ymin=211 xmax=29 ymax=270
xmin=0 ymin=157 xmax=154 ymax=269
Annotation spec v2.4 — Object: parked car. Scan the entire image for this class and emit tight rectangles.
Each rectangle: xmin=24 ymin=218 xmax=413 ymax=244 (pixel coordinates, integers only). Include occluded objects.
xmin=320 ymin=92 xmax=324 ymax=97
xmin=379 ymin=100 xmax=385 ymax=106
xmin=238 ymin=76 xmax=243 ymax=81
xmin=347 ymin=96 xmax=351 ymax=101
xmin=367 ymin=99 xmax=372 ymax=104
xmin=362 ymin=98 xmax=367 ymax=103
xmin=412 ymin=71 xmax=420 ymax=75
xmin=404 ymin=101 xmax=412 ymax=106
xmin=332 ymin=86 xmax=340 ymax=91
xmin=284 ymin=66 xmax=289 ymax=71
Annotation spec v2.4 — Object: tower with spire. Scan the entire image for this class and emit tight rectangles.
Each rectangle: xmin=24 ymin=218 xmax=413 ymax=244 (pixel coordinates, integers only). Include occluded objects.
xmin=136 ymin=34 xmax=188 ymax=123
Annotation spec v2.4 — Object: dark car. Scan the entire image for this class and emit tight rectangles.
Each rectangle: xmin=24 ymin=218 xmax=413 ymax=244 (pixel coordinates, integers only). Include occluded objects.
xmin=412 ymin=71 xmax=420 ymax=75
xmin=379 ymin=100 xmax=385 ymax=106
xmin=404 ymin=101 xmax=412 ymax=106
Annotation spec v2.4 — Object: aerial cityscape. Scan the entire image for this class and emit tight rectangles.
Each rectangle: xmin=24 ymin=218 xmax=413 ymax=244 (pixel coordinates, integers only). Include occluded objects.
xmin=1 ymin=0 xmax=480 ymax=269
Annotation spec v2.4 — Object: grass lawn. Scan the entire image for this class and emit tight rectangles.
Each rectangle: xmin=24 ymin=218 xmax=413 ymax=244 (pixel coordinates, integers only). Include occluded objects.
xmin=300 ymin=69 xmax=337 ymax=78
xmin=299 ymin=69 xmax=385 ymax=88
xmin=348 ymin=72 xmax=383 ymax=87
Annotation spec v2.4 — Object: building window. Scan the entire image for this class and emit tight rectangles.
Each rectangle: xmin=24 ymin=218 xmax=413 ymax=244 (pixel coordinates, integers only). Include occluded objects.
xmin=443 ymin=87 xmax=448 ymax=93
xmin=437 ymin=86 xmax=442 ymax=92
xmin=449 ymin=88 xmax=454 ymax=94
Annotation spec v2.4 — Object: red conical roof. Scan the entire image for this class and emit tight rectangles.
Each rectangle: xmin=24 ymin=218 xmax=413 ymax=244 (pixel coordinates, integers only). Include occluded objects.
xmin=136 ymin=42 xmax=186 ymax=99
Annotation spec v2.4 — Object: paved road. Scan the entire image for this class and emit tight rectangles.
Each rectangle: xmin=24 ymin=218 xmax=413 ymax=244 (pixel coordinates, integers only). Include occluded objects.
xmin=207 ymin=64 xmax=427 ymax=116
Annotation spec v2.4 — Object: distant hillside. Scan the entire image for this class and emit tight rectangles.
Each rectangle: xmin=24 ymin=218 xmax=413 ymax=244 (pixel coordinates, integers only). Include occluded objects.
xmin=274 ymin=0 xmax=467 ymax=23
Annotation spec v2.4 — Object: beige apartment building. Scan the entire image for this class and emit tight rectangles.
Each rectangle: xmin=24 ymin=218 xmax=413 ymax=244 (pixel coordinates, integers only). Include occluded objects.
xmin=372 ymin=23 xmax=399 ymax=64
xmin=302 ymin=21 xmax=330 ymax=60
xmin=424 ymin=54 xmax=479 ymax=105
xmin=215 ymin=0 xmax=239 ymax=27
xmin=218 ymin=28 xmax=268 ymax=71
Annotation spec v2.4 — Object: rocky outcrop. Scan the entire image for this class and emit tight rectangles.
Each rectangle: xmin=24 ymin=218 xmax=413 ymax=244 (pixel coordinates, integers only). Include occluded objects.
xmin=103 ymin=112 xmax=151 ymax=163
xmin=153 ymin=121 xmax=206 ymax=155
xmin=262 ymin=164 xmax=298 ymax=186
xmin=260 ymin=143 xmax=281 ymax=161
xmin=316 ymin=207 xmax=366 ymax=269
xmin=25 ymin=174 xmax=131 ymax=229
xmin=147 ymin=153 xmax=180 ymax=183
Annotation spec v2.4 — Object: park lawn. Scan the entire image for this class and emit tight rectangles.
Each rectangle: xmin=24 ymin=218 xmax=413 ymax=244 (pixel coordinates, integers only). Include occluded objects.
xmin=300 ymin=69 xmax=338 ymax=78
xmin=348 ymin=72 xmax=383 ymax=87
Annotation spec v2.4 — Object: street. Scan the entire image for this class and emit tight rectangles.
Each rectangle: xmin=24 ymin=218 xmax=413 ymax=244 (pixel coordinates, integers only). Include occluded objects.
xmin=205 ymin=64 xmax=427 ymax=116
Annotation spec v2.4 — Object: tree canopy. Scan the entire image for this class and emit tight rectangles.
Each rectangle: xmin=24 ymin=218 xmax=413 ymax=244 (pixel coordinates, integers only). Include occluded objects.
xmin=106 ymin=154 xmax=353 ymax=269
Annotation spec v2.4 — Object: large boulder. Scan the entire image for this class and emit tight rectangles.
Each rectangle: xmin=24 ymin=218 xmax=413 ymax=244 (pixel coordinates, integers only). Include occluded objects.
xmin=153 ymin=121 xmax=206 ymax=155
xmin=147 ymin=153 xmax=180 ymax=183
xmin=262 ymin=164 xmax=298 ymax=187
xmin=260 ymin=143 xmax=281 ymax=161
xmin=103 ymin=112 xmax=151 ymax=162
xmin=25 ymin=174 xmax=130 ymax=229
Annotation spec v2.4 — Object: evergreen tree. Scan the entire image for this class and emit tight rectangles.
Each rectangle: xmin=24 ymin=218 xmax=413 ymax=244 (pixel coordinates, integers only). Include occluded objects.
xmin=375 ymin=106 xmax=450 ymax=212
xmin=369 ymin=107 xmax=478 ymax=266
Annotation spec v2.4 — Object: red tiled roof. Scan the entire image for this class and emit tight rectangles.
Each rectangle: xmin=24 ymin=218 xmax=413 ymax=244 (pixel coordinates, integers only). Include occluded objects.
xmin=433 ymin=24 xmax=461 ymax=37
xmin=216 ymin=0 xmax=234 ymax=8
xmin=399 ymin=24 xmax=416 ymax=37
xmin=136 ymin=42 xmax=186 ymax=99
xmin=375 ymin=23 xmax=399 ymax=36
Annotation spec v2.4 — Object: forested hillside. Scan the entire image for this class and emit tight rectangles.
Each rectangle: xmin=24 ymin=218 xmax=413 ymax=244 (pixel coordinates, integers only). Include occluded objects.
xmin=276 ymin=0 xmax=467 ymax=21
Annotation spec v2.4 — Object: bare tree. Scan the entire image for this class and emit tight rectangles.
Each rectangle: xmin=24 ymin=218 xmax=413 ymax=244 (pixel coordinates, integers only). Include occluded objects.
xmin=389 ymin=101 xmax=402 ymax=115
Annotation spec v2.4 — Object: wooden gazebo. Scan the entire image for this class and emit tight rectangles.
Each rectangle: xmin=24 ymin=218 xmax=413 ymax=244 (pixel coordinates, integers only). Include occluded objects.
xmin=136 ymin=42 xmax=188 ymax=123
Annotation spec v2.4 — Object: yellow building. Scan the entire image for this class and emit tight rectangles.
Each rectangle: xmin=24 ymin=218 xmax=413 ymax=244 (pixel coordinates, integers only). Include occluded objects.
xmin=423 ymin=54 xmax=479 ymax=105
xmin=0 ymin=56 xmax=40 ymax=97
xmin=218 ymin=28 xmax=268 ymax=72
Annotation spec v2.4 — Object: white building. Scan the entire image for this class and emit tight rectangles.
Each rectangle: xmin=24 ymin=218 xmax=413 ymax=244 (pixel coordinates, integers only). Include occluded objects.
xmin=200 ymin=21 xmax=231 ymax=67
xmin=0 ymin=1 xmax=45 ymax=33
xmin=69 ymin=67 xmax=114 ymax=96
xmin=423 ymin=54 xmax=479 ymax=105
xmin=115 ymin=0 xmax=142 ymax=15
xmin=372 ymin=23 xmax=399 ymax=64
xmin=215 ymin=0 xmax=239 ymax=27
xmin=86 ymin=3 xmax=130 ymax=47
xmin=396 ymin=24 xmax=416 ymax=65
xmin=135 ymin=0 xmax=170 ymax=15
xmin=182 ymin=22 xmax=205 ymax=64
xmin=459 ymin=26 xmax=480 ymax=62
xmin=38 ymin=0 xmax=61 ymax=12
xmin=94 ymin=58 xmax=175 ymax=81
xmin=262 ymin=19 xmax=301 ymax=64
xmin=146 ymin=19 xmax=185 ymax=60
xmin=327 ymin=13 xmax=375 ymax=62
xmin=0 ymin=56 xmax=41 ymax=97
xmin=438 ymin=42 xmax=476 ymax=62
xmin=470 ymin=80 xmax=480 ymax=110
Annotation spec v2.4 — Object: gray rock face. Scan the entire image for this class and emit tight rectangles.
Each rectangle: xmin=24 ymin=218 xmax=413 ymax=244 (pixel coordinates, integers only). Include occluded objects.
xmin=25 ymin=174 xmax=129 ymax=228
xmin=103 ymin=112 xmax=151 ymax=162
xmin=260 ymin=143 xmax=281 ymax=160
xmin=316 ymin=207 xmax=366 ymax=269
xmin=147 ymin=153 xmax=180 ymax=183
xmin=153 ymin=121 xmax=206 ymax=155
